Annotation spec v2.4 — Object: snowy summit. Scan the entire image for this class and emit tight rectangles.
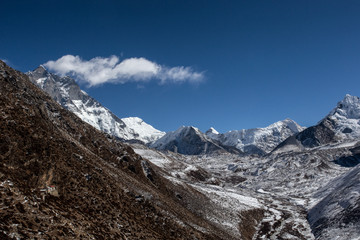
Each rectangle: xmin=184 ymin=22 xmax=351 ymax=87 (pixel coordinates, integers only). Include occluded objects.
xmin=27 ymin=66 xmax=165 ymax=144
xmin=325 ymin=94 xmax=360 ymax=140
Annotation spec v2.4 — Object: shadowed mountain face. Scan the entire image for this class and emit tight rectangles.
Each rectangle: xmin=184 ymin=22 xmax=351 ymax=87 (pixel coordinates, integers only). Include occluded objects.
xmin=273 ymin=118 xmax=337 ymax=153
xmin=151 ymin=126 xmax=242 ymax=155
xmin=295 ymin=118 xmax=337 ymax=148
xmin=334 ymin=145 xmax=360 ymax=167
xmin=0 ymin=61 xmax=236 ymax=239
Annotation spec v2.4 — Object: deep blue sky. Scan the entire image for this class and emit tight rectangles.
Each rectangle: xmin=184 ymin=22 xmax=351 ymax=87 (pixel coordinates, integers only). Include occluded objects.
xmin=2 ymin=0 xmax=360 ymax=132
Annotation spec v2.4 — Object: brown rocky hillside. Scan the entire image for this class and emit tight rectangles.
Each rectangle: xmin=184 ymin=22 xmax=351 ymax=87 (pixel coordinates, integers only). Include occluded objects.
xmin=0 ymin=60 xmax=237 ymax=239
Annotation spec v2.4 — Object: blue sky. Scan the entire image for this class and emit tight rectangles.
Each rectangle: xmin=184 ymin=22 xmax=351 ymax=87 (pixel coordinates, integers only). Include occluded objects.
xmin=2 ymin=0 xmax=360 ymax=132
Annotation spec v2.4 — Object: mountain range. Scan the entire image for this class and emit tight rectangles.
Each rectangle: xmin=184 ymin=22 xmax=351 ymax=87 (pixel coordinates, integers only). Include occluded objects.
xmin=2 ymin=60 xmax=360 ymax=239
xmin=27 ymin=66 xmax=305 ymax=155
xmin=205 ymin=118 xmax=304 ymax=155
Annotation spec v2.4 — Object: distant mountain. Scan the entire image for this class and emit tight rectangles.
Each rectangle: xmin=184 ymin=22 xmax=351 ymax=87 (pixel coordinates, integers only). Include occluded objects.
xmin=205 ymin=127 xmax=220 ymax=138
xmin=151 ymin=119 xmax=303 ymax=156
xmin=150 ymin=126 xmax=241 ymax=155
xmin=27 ymin=66 xmax=305 ymax=155
xmin=27 ymin=66 xmax=165 ymax=144
xmin=206 ymin=119 xmax=304 ymax=155
xmin=274 ymin=94 xmax=360 ymax=153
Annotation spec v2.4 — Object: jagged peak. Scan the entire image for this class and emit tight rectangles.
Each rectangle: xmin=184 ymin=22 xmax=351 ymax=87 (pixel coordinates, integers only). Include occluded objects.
xmin=156 ymin=126 xmax=203 ymax=141
xmin=267 ymin=118 xmax=304 ymax=132
xmin=176 ymin=125 xmax=198 ymax=131
xmin=343 ymin=93 xmax=359 ymax=100
xmin=173 ymin=126 xmax=199 ymax=136
xmin=328 ymin=94 xmax=360 ymax=119
xmin=26 ymin=65 xmax=50 ymax=79
xmin=34 ymin=65 xmax=48 ymax=73
xmin=39 ymin=64 xmax=47 ymax=70
xmin=206 ymin=127 xmax=219 ymax=135
xmin=339 ymin=94 xmax=360 ymax=107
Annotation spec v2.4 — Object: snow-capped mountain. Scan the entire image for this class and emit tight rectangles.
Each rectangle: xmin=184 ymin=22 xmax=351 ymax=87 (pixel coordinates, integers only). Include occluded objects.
xmin=326 ymin=94 xmax=360 ymax=139
xmin=206 ymin=119 xmax=304 ymax=155
xmin=150 ymin=126 xmax=240 ymax=155
xmin=275 ymin=94 xmax=360 ymax=152
xmin=27 ymin=66 xmax=165 ymax=144
xmin=205 ymin=127 xmax=220 ymax=138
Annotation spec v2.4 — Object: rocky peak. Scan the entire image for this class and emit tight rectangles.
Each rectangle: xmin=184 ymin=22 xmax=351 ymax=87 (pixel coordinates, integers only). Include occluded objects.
xmin=29 ymin=65 xmax=48 ymax=77
xmin=328 ymin=94 xmax=360 ymax=119
xmin=206 ymin=127 xmax=219 ymax=136
xmin=323 ymin=94 xmax=360 ymax=139
xmin=151 ymin=126 xmax=229 ymax=155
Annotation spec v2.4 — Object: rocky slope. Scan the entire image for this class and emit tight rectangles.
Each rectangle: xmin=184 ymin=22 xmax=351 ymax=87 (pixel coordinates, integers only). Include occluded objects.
xmin=27 ymin=66 xmax=165 ymax=144
xmin=0 ymin=60 xmax=250 ymax=239
xmin=308 ymin=151 xmax=360 ymax=240
xmin=206 ymin=119 xmax=304 ymax=155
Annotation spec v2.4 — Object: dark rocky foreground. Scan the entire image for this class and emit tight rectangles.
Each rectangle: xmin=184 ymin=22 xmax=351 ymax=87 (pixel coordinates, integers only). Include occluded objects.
xmin=0 ymin=61 xmax=237 ymax=239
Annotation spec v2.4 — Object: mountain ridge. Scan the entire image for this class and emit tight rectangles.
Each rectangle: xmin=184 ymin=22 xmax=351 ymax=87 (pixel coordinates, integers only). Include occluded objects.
xmin=27 ymin=66 xmax=165 ymax=144
xmin=205 ymin=118 xmax=304 ymax=155
xmin=28 ymin=66 xmax=305 ymax=156
xmin=27 ymin=66 xmax=360 ymax=157
xmin=273 ymin=94 xmax=360 ymax=153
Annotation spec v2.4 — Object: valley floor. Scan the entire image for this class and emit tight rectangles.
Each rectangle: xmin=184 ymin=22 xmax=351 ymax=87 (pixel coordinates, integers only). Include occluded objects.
xmin=133 ymin=142 xmax=360 ymax=240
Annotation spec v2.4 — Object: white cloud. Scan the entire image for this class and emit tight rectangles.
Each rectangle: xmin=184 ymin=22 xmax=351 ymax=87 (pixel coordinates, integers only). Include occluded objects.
xmin=44 ymin=55 xmax=204 ymax=86
xmin=159 ymin=66 xmax=204 ymax=84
